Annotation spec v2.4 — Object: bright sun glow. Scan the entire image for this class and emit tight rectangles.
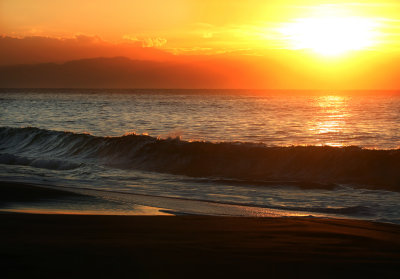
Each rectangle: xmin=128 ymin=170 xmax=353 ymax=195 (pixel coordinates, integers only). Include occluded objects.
xmin=279 ymin=17 xmax=380 ymax=56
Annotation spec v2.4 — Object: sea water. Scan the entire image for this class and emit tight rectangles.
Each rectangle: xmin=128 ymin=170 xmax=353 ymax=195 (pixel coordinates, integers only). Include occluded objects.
xmin=1 ymin=89 xmax=399 ymax=222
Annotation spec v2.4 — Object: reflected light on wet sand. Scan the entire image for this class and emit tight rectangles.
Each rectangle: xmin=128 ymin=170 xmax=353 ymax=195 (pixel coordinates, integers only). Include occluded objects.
xmin=0 ymin=205 xmax=174 ymax=216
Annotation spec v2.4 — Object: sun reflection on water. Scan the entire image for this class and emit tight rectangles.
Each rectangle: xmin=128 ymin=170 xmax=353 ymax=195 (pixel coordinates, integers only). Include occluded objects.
xmin=308 ymin=95 xmax=348 ymax=147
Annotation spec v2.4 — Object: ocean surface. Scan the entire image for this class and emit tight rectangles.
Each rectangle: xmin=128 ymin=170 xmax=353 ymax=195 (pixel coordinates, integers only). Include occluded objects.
xmin=1 ymin=89 xmax=400 ymax=222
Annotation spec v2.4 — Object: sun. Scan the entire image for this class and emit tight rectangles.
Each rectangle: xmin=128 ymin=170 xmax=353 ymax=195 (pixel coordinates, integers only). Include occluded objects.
xmin=279 ymin=16 xmax=379 ymax=56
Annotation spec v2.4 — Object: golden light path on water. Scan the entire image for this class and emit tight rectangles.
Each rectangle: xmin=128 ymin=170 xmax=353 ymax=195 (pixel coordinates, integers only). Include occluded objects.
xmin=2 ymin=89 xmax=400 ymax=149
xmin=307 ymin=95 xmax=348 ymax=147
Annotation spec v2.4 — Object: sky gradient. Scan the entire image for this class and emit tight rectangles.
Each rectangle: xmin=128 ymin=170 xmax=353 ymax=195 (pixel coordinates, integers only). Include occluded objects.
xmin=1 ymin=0 xmax=400 ymax=89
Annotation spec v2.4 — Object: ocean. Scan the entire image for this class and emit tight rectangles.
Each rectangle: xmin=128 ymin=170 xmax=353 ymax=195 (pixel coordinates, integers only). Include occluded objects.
xmin=1 ymin=89 xmax=399 ymax=222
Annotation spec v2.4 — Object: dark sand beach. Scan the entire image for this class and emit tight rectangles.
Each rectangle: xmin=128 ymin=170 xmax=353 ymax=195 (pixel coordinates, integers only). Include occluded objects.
xmin=1 ymin=181 xmax=400 ymax=278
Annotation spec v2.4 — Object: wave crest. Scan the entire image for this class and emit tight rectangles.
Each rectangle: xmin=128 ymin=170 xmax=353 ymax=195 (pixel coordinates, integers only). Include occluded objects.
xmin=1 ymin=126 xmax=399 ymax=191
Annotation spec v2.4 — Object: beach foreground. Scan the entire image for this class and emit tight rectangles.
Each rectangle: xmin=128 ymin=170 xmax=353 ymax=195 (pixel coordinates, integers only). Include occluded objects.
xmin=1 ymin=213 xmax=400 ymax=279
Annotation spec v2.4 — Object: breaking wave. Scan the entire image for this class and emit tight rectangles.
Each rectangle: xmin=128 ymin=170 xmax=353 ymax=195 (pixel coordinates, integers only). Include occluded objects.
xmin=1 ymin=126 xmax=399 ymax=191
xmin=0 ymin=153 xmax=81 ymax=170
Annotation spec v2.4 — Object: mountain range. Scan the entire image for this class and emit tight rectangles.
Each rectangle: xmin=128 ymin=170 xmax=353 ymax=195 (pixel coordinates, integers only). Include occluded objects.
xmin=0 ymin=57 xmax=231 ymax=88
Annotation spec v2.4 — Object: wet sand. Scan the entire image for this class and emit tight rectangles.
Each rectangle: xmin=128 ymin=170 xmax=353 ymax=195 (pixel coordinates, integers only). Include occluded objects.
xmin=0 ymin=181 xmax=87 ymax=205
xmin=1 ymin=182 xmax=400 ymax=278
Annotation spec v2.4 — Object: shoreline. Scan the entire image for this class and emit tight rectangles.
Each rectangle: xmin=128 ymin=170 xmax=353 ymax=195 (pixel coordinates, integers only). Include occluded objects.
xmin=0 ymin=180 xmax=329 ymax=218
xmin=1 ymin=181 xmax=400 ymax=278
xmin=0 ymin=180 xmax=175 ymax=216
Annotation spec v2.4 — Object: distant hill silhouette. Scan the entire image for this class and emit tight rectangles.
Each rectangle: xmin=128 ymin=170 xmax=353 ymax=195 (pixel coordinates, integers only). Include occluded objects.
xmin=0 ymin=57 xmax=228 ymax=88
xmin=1 ymin=55 xmax=399 ymax=90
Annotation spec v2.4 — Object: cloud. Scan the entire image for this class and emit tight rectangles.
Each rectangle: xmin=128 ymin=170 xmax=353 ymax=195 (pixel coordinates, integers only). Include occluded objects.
xmin=73 ymin=34 xmax=103 ymax=44
xmin=122 ymin=35 xmax=140 ymax=42
xmin=122 ymin=35 xmax=167 ymax=48
xmin=0 ymin=35 xmax=173 ymax=65
xmin=142 ymin=37 xmax=168 ymax=48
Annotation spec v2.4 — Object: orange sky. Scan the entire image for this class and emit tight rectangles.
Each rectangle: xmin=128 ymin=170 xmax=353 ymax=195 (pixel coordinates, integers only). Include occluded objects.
xmin=1 ymin=0 xmax=400 ymax=89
